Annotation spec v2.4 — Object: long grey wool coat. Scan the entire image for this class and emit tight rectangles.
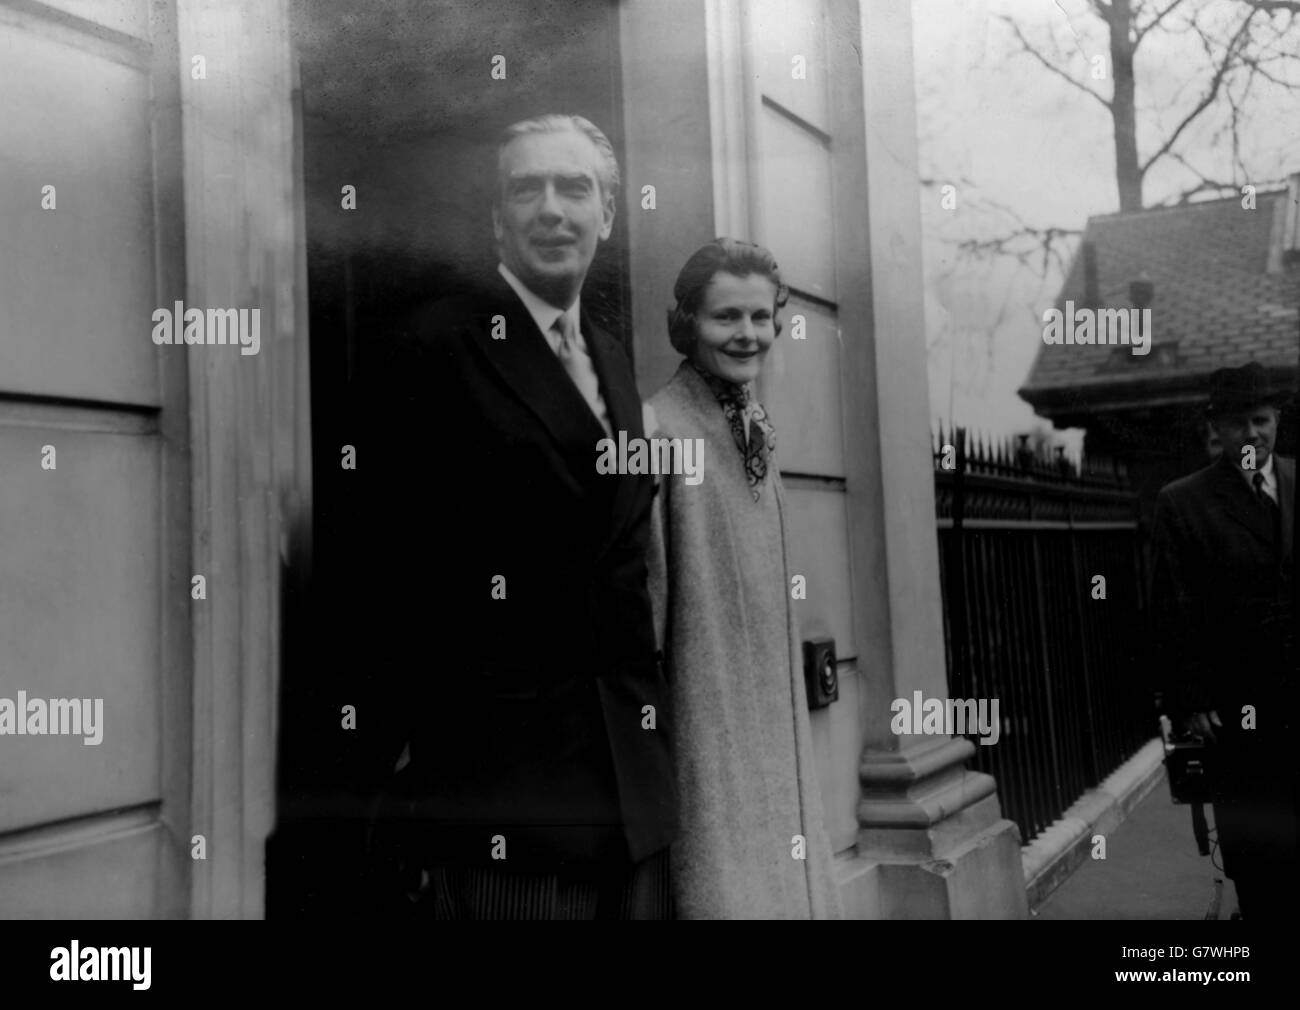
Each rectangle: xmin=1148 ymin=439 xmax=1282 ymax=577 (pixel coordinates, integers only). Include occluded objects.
xmin=646 ymin=361 xmax=842 ymax=919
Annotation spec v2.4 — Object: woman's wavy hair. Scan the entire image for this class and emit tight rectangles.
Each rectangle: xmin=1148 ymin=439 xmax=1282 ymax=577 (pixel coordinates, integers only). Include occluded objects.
xmin=666 ymin=238 xmax=791 ymax=356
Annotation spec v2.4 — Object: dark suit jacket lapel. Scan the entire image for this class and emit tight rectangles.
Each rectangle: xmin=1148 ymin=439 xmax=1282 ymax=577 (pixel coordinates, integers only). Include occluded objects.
xmin=1277 ymin=455 xmax=1294 ymax=563
xmin=467 ymin=273 xmax=608 ymax=479
xmin=583 ymin=312 xmax=641 ymax=441
xmin=583 ymin=308 xmax=646 ymax=551
xmin=1211 ymin=456 xmax=1277 ymax=549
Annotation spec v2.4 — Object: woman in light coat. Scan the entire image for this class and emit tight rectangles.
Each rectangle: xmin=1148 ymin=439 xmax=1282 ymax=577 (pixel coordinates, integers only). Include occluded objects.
xmin=647 ymin=239 xmax=841 ymax=919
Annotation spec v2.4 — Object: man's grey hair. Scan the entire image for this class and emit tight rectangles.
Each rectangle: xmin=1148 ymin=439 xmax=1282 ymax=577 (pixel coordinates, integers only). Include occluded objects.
xmin=496 ymin=114 xmax=620 ymax=203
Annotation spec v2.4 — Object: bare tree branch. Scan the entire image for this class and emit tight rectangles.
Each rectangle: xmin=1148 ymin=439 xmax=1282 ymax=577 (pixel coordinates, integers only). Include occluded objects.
xmin=997 ymin=14 xmax=1113 ymax=111
xmin=951 ymin=225 xmax=1081 ymax=278
xmin=1159 ymin=149 xmax=1240 ymax=203
xmin=1238 ymin=1 xmax=1300 ymax=12
xmin=919 ymin=174 xmax=976 ymax=190
xmin=1134 ymin=0 xmax=1188 ymax=42
xmin=1139 ymin=7 xmax=1259 ymax=174
xmin=1244 ymin=59 xmax=1298 ymax=85
xmin=1170 ymin=180 xmax=1239 ymax=203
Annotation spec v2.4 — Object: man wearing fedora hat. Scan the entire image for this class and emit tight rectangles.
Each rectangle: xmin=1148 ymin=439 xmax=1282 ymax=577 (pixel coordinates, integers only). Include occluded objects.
xmin=1150 ymin=361 xmax=1297 ymax=920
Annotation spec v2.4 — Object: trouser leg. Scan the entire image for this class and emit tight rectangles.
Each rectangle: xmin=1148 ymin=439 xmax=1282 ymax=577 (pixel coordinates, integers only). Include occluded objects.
xmin=421 ymin=849 xmax=674 ymax=920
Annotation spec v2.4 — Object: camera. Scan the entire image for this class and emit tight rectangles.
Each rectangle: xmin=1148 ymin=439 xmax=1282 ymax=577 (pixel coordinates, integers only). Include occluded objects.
xmin=1164 ymin=732 xmax=1213 ymax=805
xmin=1163 ymin=729 xmax=1215 ymax=856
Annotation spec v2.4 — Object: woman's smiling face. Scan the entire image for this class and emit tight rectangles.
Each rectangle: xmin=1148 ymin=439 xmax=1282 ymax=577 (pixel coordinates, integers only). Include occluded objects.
xmin=688 ymin=272 xmax=778 ymax=385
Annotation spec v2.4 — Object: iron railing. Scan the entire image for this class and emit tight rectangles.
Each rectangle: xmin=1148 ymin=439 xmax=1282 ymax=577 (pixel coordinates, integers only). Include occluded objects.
xmin=933 ymin=426 xmax=1154 ymax=844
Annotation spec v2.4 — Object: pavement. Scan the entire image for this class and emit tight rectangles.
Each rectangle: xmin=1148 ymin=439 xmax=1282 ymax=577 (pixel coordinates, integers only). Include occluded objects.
xmin=1032 ymin=769 xmax=1238 ymax=920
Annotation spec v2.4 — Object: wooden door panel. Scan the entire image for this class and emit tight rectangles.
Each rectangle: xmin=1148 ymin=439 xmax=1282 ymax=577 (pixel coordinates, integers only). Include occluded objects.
xmin=0 ymin=819 xmax=160 ymax=919
xmin=0 ymin=19 xmax=159 ymax=405
xmin=0 ymin=424 xmax=162 ymax=835
xmin=765 ymin=298 xmax=846 ymax=476
xmin=0 ymin=0 xmax=187 ymax=919
xmin=30 ymin=0 xmax=150 ymax=37
xmin=738 ymin=0 xmax=859 ymax=854
xmin=748 ymin=0 xmax=831 ymax=132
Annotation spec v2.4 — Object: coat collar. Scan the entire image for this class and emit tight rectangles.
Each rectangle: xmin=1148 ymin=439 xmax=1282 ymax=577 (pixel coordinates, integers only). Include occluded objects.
xmin=1276 ymin=455 xmax=1294 ymax=563
xmin=584 ymin=309 xmax=642 ymax=443
xmin=584 ymin=304 xmax=648 ymax=557
xmin=673 ymin=359 xmax=734 ymax=424
xmin=1209 ymin=453 xmax=1287 ymax=551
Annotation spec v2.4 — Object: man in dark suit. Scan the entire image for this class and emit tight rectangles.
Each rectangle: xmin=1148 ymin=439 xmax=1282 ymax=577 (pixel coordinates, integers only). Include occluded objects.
xmin=362 ymin=114 xmax=676 ymax=918
xmin=1151 ymin=362 xmax=1296 ymax=920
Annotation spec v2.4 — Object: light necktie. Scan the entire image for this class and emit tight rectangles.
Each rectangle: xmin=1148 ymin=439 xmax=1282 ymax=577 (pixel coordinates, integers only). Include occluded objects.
xmin=551 ymin=310 xmax=612 ymax=439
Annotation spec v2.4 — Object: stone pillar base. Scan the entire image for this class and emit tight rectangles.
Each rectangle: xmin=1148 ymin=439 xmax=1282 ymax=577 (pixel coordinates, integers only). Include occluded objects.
xmin=836 ymin=737 xmax=1029 ymax=919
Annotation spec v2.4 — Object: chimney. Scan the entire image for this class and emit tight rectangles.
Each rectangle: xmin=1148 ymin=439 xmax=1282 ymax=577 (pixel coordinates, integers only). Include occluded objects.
xmin=1083 ymin=241 xmax=1099 ymax=307
xmin=1129 ymin=270 xmax=1154 ymax=309
xmin=1267 ymin=172 xmax=1299 ymax=273
xmin=1284 ymin=172 xmax=1300 ymax=264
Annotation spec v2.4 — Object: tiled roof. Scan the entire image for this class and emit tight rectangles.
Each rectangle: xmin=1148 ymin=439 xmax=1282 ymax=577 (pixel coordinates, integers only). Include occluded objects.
xmin=1021 ymin=190 xmax=1298 ymax=409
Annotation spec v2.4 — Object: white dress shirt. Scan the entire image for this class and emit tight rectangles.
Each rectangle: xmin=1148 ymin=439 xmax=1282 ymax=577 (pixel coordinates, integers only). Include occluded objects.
xmin=1237 ymin=451 xmax=1277 ymax=503
xmin=497 ymin=263 xmax=612 ymax=435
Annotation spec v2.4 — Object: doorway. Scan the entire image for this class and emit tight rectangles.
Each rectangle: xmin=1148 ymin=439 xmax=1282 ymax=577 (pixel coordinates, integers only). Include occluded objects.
xmin=273 ymin=0 xmax=631 ymax=917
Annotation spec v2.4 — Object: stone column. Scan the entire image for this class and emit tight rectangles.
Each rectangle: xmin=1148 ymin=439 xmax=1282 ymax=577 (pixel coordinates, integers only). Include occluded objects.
xmin=827 ymin=0 xmax=1027 ymax=919
xmin=175 ymin=0 xmax=311 ymax=919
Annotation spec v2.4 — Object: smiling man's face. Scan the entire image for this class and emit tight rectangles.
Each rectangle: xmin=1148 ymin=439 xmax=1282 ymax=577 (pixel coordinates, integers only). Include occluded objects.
xmin=493 ymin=129 xmax=614 ymax=309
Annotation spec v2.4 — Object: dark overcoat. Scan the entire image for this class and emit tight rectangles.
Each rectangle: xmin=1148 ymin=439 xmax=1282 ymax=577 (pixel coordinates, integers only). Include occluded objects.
xmin=1150 ymin=453 xmax=1296 ymax=875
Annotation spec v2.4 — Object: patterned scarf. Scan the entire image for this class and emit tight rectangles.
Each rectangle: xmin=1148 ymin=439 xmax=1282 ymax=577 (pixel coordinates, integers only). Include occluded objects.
xmin=691 ymin=362 xmax=776 ymax=501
